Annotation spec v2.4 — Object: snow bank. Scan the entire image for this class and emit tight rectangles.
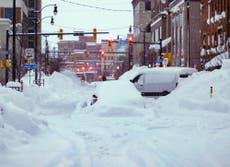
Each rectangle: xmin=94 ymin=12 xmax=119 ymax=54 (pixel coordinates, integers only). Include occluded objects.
xmin=221 ymin=59 xmax=230 ymax=70
xmin=92 ymin=80 xmax=145 ymax=117
xmin=1 ymin=67 xmax=230 ymax=167
xmin=22 ymin=71 xmax=94 ymax=115
xmin=158 ymin=69 xmax=230 ymax=114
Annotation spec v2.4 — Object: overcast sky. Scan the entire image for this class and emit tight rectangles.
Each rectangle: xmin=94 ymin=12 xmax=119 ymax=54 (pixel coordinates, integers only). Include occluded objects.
xmin=42 ymin=0 xmax=133 ymax=48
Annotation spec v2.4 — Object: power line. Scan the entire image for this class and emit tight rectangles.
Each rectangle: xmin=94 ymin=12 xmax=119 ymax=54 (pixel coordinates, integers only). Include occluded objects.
xmin=59 ymin=0 xmax=132 ymax=12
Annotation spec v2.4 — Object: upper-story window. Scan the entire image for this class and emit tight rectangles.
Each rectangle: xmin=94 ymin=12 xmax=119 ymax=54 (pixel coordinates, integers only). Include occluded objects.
xmin=4 ymin=8 xmax=13 ymax=20
xmin=28 ymin=0 xmax=35 ymax=8
xmin=145 ymin=1 xmax=151 ymax=11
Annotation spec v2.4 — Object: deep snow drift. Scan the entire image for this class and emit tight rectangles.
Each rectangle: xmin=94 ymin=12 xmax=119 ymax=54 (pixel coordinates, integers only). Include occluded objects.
xmin=0 ymin=62 xmax=230 ymax=167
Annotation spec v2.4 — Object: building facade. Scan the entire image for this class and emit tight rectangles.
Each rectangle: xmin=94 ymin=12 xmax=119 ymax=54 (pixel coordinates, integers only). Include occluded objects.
xmin=132 ymin=0 xmax=152 ymax=66
xmin=27 ymin=0 xmax=41 ymax=49
xmin=149 ymin=0 xmax=172 ymax=67
xmin=132 ymin=0 xmax=203 ymax=69
xmin=200 ymin=0 xmax=230 ymax=70
xmin=169 ymin=0 xmax=201 ymax=69
xmin=0 ymin=0 xmax=31 ymax=84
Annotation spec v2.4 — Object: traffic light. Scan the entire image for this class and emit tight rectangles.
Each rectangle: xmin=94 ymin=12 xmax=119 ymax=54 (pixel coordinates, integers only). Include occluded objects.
xmin=5 ymin=59 xmax=11 ymax=68
xmin=0 ymin=60 xmax=4 ymax=68
xmin=128 ymin=36 xmax=133 ymax=45
xmin=58 ymin=28 xmax=63 ymax=40
xmin=100 ymin=50 xmax=105 ymax=57
xmin=107 ymin=38 xmax=112 ymax=47
xmin=93 ymin=28 xmax=97 ymax=41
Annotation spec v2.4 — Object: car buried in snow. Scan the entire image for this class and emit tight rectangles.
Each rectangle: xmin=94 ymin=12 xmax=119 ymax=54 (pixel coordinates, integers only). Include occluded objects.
xmin=129 ymin=68 xmax=178 ymax=96
xmin=129 ymin=67 xmax=197 ymax=96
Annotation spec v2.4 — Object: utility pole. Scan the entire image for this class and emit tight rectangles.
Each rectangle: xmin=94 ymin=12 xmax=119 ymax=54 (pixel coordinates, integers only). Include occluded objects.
xmin=45 ymin=36 xmax=49 ymax=75
xmin=128 ymin=26 xmax=133 ymax=70
xmin=186 ymin=0 xmax=190 ymax=67
xmin=12 ymin=0 xmax=16 ymax=81
xmin=159 ymin=38 xmax=163 ymax=67
xmin=143 ymin=30 xmax=146 ymax=66
xmin=5 ymin=30 xmax=9 ymax=84
xmin=34 ymin=6 xmax=38 ymax=84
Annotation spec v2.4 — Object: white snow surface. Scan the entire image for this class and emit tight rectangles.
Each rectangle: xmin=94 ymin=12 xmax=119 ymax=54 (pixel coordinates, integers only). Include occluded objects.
xmin=0 ymin=65 xmax=230 ymax=167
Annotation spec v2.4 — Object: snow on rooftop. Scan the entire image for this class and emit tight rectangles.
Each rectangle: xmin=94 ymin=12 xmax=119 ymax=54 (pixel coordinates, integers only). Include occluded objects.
xmin=169 ymin=0 xmax=184 ymax=14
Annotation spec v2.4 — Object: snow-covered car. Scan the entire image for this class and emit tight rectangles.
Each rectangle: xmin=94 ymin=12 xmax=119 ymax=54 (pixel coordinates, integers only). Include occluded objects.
xmin=164 ymin=67 xmax=197 ymax=78
xmin=130 ymin=68 xmax=179 ymax=96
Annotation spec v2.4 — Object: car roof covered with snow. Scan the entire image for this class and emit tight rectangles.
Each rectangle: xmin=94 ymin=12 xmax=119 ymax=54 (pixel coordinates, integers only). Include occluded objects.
xmin=119 ymin=66 xmax=197 ymax=81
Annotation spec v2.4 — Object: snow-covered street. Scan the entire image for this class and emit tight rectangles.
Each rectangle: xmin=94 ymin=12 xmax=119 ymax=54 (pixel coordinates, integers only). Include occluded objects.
xmin=1 ymin=63 xmax=230 ymax=167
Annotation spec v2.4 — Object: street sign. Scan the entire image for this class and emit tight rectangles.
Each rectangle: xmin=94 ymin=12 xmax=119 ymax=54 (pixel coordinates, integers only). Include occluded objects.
xmin=119 ymin=39 xmax=128 ymax=45
xmin=3 ymin=50 xmax=11 ymax=55
xmin=25 ymin=48 xmax=34 ymax=59
xmin=23 ymin=63 xmax=37 ymax=69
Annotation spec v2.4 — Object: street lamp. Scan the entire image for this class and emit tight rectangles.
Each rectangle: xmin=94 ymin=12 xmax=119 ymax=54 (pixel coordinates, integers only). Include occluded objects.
xmin=32 ymin=4 xmax=57 ymax=85
xmin=186 ymin=0 xmax=190 ymax=67
xmin=40 ymin=16 xmax=54 ymax=25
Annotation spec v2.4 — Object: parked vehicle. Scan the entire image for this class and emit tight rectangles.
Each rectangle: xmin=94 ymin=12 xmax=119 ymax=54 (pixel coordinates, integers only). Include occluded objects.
xmin=164 ymin=67 xmax=197 ymax=78
xmin=130 ymin=69 xmax=179 ymax=96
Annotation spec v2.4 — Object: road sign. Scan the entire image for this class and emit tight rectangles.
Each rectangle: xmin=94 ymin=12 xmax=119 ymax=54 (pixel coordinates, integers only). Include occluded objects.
xmin=25 ymin=48 xmax=34 ymax=59
xmin=3 ymin=50 xmax=11 ymax=55
xmin=23 ymin=63 xmax=37 ymax=69
xmin=119 ymin=39 xmax=128 ymax=45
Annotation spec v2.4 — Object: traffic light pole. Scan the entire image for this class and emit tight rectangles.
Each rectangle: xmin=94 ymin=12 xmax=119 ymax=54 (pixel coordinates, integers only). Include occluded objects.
xmin=34 ymin=12 xmax=38 ymax=84
xmin=6 ymin=31 xmax=108 ymax=84
xmin=128 ymin=44 xmax=133 ymax=70
xmin=159 ymin=39 xmax=163 ymax=67
xmin=12 ymin=0 xmax=16 ymax=81
xmin=143 ymin=31 xmax=146 ymax=66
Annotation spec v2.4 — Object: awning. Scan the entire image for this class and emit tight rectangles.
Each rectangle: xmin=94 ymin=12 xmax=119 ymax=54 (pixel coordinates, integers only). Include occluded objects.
xmin=149 ymin=37 xmax=171 ymax=50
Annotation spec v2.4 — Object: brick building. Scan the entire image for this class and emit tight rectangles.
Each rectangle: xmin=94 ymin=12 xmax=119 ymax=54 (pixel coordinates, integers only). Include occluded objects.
xmin=0 ymin=0 xmax=35 ymax=83
xmin=200 ymin=0 xmax=230 ymax=70
xmin=58 ymin=36 xmax=101 ymax=82
xmin=0 ymin=0 xmax=42 ymax=54
xmin=169 ymin=0 xmax=201 ymax=69
xmin=149 ymin=0 xmax=173 ymax=67
xmin=132 ymin=0 xmax=201 ymax=69
xmin=132 ymin=0 xmax=152 ymax=66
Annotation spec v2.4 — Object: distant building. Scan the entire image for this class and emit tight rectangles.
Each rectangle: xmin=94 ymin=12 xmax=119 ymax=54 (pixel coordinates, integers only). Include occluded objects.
xmin=58 ymin=35 xmax=101 ymax=82
xmin=200 ymin=0 xmax=230 ymax=70
xmin=58 ymin=35 xmax=131 ymax=81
